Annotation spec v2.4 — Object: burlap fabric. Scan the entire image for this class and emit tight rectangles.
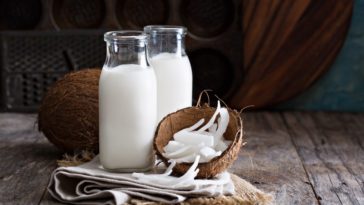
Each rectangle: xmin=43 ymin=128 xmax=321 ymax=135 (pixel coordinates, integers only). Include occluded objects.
xmin=128 ymin=174 xmax=273 ymax=205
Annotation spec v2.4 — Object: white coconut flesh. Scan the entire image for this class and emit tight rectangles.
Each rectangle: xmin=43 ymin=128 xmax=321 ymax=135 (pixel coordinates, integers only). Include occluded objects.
xmin=132 ymin=156 xmax=200 ymax=188
xmin=162 ymin=101 xmax=232 ymax=163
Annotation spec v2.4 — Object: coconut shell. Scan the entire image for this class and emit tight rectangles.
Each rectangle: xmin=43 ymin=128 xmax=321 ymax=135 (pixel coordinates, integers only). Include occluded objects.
xmin=38 ymin=69 xmax=101 ymax=152
xmin=154 ymin=104 xmax=244 ymax=179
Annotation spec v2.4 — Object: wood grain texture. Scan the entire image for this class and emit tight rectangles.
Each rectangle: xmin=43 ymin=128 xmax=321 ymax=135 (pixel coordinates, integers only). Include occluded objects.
xmin=0 ymin=114 xmax=62 ymax=205
xmin=230 ymin=0 xmax=353 ymax=108
xmin=39 ymin=192 xmax=64 ymax=205
xmin=282 ymin=112 xmax=364 ymax=204
xmin=276 ymin=0 xmax=364 ymax=112
xmin=1 ymin=113 xmax=363 ymax=204
xmin=230 ymin=112 xmax=318 ymax=204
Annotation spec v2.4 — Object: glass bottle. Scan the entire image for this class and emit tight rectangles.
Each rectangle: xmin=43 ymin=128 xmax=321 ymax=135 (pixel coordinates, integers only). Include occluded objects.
xmin=144 ymin=25 xmax=193 ymax=122
xmin=99 ymin=31 xmax=157 ymax=172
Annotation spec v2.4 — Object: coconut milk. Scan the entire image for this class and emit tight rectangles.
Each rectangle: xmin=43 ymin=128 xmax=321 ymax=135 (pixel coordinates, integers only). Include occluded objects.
xmin=149 ymin=53 xmax=192 ymax=121
xmin=99 ymin=64 xmax=157 ymax=171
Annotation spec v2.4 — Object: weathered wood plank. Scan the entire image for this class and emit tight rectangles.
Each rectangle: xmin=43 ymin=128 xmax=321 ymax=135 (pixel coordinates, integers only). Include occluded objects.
xmin=230 ymin=112 xmax=318 ymax=204
xmin=282 ymin=112 xmax=364 ymax=205
xmin=313 ymin=113 xmax=364 ymax=192
xmin=313 ymin=113 xmax=364 ymax=204
xmin=339 ymin=113 xmax=364 ymax=150
xmin=4 ymin=112 xmax=363 ymax=205
xmin=39 ymin=192 xmax=64 ymax=205
xmin=0 ymin=114 xmax=62 ymax=205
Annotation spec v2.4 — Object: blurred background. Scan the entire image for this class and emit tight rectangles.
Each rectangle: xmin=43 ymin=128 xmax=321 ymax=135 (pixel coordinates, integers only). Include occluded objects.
xmin=0 ymin=0 xmax=362 ymax=112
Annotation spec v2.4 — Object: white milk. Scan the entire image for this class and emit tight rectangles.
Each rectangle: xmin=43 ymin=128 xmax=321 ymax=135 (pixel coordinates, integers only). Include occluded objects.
xmin=149 ymin=53 xmax=192 ymax=121
xmin=99 ymin=64 xmax=157 ymax=171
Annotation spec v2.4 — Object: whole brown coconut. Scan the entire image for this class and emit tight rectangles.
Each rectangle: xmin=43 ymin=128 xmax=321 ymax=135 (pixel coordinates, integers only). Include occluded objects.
xmin=38 ymin=69 xmax=101 ymax=152
xmin=154 ymin=104 xmax=244 ymax=179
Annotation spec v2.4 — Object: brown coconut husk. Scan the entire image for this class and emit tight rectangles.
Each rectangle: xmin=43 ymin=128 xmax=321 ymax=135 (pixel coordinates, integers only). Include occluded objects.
xmin=38 ymin=68 xmax=101 ymax=152
xmin=154 ymin=100 xmax=244 ymax=179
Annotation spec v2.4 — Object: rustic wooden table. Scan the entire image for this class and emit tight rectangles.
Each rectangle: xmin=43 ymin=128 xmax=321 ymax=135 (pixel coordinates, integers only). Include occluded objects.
xmin=0 ymin=112 xmax=363 ymax=205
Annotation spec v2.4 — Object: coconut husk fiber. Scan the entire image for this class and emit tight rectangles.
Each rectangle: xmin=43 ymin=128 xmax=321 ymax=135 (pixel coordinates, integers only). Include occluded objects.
xmin=154 ymin=103 xmax=244 ymax=179
xmin=38 ymin=69 xmax=101 ymax=152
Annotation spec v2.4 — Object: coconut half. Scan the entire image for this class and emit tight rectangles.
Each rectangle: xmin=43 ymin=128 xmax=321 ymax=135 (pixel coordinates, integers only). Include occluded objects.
xmin=154 ymin=104 xmax=244 ymax=179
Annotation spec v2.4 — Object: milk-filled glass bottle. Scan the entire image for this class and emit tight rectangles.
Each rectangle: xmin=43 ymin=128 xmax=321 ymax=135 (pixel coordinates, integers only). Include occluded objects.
xmin=99 ymin=31 xmax=157 ymax=172
xmin=144 ymin=26 xmax=193 ymax=122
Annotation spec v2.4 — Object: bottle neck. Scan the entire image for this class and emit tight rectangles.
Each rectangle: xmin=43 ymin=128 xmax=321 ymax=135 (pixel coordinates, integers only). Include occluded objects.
xmin=104 ymin=42 xmax=148 ymax=68
xmin=147 ymin=33 xmax=186 ymax=58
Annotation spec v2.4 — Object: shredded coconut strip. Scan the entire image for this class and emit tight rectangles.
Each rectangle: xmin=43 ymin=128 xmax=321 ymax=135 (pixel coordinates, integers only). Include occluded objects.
xmin=197 ymin=101 xmax=221 ymax=133
xmin=132 ymin=156 xmax=201 ymax=188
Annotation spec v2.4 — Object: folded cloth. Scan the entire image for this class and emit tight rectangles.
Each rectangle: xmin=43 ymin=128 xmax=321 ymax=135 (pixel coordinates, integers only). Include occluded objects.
xmin=48 ymin=156 xmax=235 ymax=205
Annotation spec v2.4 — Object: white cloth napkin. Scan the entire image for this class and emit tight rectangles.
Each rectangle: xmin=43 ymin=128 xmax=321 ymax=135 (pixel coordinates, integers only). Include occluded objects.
xmin=47 ymin=156 xmax=235 ymax=205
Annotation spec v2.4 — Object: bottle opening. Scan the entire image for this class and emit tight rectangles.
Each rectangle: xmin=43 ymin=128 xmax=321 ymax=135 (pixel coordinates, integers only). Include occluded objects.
xmin=144 ymin=25 xmax=187 ymax=36
xmin=104 ymin=31 xmax=147 ymax=43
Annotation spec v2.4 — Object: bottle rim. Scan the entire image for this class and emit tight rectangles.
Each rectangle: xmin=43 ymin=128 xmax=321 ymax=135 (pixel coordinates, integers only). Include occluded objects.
xmin=104 ymin=31 xmax=147 ymax=43
xmin=144 ymin=25 xmax=187 ymax=35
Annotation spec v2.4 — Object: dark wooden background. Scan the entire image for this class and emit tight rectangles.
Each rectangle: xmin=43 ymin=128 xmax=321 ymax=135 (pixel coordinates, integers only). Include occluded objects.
xmin=277 ymin=0 xmax=364 ymax=112
xmin=1 ymin=0 xmax=362 ymax=112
